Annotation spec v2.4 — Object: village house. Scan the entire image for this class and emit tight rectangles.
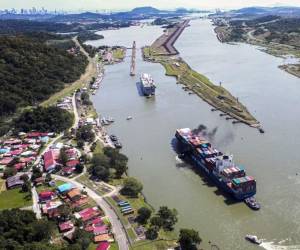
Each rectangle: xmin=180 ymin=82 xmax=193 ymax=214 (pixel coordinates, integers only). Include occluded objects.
xmin=57 ymin=183 xmax=74 ymax=194
xmin=6 ymin=175 xmax=24 ymax=189
xmin=66 ymin=188 xmax=82 ymax=202
xmin=74 ymin=207 xmax=101 ymax=223
xmin=59 ymin=220 xmax=74 ymax=233
xmin=43 ymin=150 xmax=57 ymax=172
xmin=94 ymin=234 xmax=113 ymax=243
xmin=39 ymin=190 xmax=55 ymax=203
xmin=41 ymin=200 xmax=63 ymax=218
xmin=93 ymin=225 xmax=109 ymax=236
xmin=96 ymin=242 xmax=110 ymax=250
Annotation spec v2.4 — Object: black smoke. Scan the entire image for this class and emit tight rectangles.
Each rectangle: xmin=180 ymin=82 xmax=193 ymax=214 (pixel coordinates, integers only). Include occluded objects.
xmin=192 ymin=124 xmax=218 ymax=140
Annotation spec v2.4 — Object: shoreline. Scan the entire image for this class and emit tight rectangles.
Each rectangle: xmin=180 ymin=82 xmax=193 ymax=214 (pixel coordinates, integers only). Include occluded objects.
xmin=83 ymin=44 xmax=179 ymax=249
xmin=212 ymin=20 xmax=300 ymax=79
xmin=143 ymin=20 xmax=260 ymax=128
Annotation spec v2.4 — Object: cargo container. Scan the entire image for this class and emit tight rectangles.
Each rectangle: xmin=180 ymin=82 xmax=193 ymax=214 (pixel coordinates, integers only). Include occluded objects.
xmin=175 ymin=128 xmax=256 ymax=200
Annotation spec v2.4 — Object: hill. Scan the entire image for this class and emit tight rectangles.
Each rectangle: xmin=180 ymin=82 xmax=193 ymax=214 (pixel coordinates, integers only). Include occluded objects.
xmin=131 ymin=7 xmax=161 ymax=14
xmin=228 ymin=6 xmax=300 ymax=18
xmin=0 ymin=34 xmax=87 ymax=117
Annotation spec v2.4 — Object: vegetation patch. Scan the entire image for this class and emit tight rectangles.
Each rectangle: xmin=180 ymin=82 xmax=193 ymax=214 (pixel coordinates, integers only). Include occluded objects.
xmin=14 ymin=106 xmax=74 ymax=133
xmin=0 ymin=34 xmax=87 ymax=117
xmin=0 ymin=188 xmax=32 ymax=210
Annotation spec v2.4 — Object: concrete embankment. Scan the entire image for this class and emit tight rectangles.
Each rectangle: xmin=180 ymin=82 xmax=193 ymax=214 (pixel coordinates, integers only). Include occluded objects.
xmin=164 ymin=20 xmax=190 ymax=55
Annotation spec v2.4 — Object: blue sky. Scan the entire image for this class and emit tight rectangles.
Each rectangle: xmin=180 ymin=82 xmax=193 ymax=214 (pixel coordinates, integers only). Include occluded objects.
xmin=1 ymin=0 xmax=300 ymax=11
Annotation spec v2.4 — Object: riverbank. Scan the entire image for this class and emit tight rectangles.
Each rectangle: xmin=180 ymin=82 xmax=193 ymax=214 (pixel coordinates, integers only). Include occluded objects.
xmin=77 ymin=43 xmax=180 ymax=250
xmin=143 ymin=21 xmax=259 ymax=128
xmin=212 ymin=19 xmax=300 ymax=79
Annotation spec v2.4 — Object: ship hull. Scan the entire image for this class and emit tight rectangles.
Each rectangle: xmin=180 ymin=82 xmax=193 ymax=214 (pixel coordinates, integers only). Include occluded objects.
xmin=141 ymin=85 xmax=155 ymax=96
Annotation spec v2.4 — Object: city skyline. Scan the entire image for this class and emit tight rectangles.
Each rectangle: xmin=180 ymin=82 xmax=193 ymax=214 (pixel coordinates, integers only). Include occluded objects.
xmin=1 ymin=0 xmax=300 ymax=12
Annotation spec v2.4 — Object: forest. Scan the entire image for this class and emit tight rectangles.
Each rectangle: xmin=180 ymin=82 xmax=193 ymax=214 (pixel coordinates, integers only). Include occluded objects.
xmin=14 ymin=106 xmax=74 ymax=133
xmin=0 ymin=209 xmax=57 ymax=250
xmin=0 ymin=34 xmax=87 ymax=117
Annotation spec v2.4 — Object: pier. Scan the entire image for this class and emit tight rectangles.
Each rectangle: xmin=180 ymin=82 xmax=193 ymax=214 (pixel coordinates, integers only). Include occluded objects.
xmin=151 ymin=20 xmax=190 ymax=56
xmin=130 ymin=41 xmax=136 ymax=76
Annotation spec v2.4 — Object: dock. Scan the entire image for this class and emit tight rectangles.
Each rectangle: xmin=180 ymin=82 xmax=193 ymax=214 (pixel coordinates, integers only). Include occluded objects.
xmin=130 ymin=41 xmax=136 ymax=76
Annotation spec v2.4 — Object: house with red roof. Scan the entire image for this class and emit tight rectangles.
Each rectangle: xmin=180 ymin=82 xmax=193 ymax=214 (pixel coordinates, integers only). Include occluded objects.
xmin=39 ymin=190 xmax=55 ymax=202
xmin=93 ymin=225 xmax=109 ymax=236
xmin=14 ymin=162 xmax=26 ymax=171
xmin=3 ymin=139 xmax=22 ymax=146
xmin=96 ymin=242 xmax=110 ymax=250
xmin=66 ymin=159 xmax=80 ymax=168
xmin=10 ymin=149 xmax=23 ymax=156
xmin=26 ymin=132 xmax=48 ymax=138
xmin=19 ymin=157 xmax=35 ymax=164
xmin=59 ymin=220 xmax=74 ymax=233
xmin=74 ymin=207 xmax=101 ymax=223
xmin=0 ymin=157 xmax=14 ymax=166
xmin=62 ymin=166 xmax=75 ymax=176
xmin=43 ymin=150 xmax=56 ymax=172
xmin=70 ymin=196 xmax=89 ymax=208
xmin=65 ymin=148 xmax=78 ymax=160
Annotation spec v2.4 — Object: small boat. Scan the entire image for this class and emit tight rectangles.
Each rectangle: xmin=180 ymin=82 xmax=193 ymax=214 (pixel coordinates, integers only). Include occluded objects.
xmin=114 ymin=141 xmax=123 ymax=149
xmin=126 ymin=116 xmax=133 ymax=120
xmin=106 ymin=117 xmax=115 ymax=123
xmin=244 ymin=197 xmax=261 ymax=210
xmin=101 ymin=118 xmax=110 ymax=126
xmin=110 ymin=135 xmax=118 ymax=142
xmin=245 ymin=235 xmax=262 ymax=245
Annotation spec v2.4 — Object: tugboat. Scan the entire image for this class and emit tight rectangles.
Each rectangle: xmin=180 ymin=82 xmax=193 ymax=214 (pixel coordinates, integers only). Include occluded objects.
xmin=106 ymin=117 xmax=115 ymax=123
xmin=245 ymin=235 xmax=262 ymax=245
xmin=244 ymin=197 xmax=261 ymax=210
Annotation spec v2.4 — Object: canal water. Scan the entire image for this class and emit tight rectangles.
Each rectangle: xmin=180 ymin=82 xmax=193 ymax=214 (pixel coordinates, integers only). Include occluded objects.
xmin=88 ymin=19 xmax=300 ymax=250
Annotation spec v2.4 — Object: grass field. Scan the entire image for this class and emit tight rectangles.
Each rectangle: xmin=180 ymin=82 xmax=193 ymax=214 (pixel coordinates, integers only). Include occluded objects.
xmin=36 ymin=180 xmax=65 ymax=193
xmin=112 ymin=48 xmax=126 ymax=61
xmin=76 ymin=174 xmax=113 ymax=196
xmin=0 ymin=188 xmax=32 ymax=210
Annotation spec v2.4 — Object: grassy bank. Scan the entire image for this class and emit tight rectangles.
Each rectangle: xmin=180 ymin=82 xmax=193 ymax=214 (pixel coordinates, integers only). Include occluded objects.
xmin=113 ymin=48 xmax=126 ymax=61
xmin=144 ymin=46 xmax=258 ymax=126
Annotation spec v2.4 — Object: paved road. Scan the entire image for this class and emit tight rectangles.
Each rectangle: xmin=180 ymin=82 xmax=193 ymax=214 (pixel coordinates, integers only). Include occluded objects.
xmin=31 ymin=186 xmax=42 ymax=219
xmin=72 ymin=93 xmax=79 ymax=129
xmin=52 ymin=174 xmax=129 ymax=250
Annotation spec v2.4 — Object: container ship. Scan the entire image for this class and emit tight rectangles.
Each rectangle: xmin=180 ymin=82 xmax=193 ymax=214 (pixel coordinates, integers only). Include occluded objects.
xmin=140 ymin=73 xmax=156 ymax=96
xmin=175 ymin=128 xmax=256 ymax=200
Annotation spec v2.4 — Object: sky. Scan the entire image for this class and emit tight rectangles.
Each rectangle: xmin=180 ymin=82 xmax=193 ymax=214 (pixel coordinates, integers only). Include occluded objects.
xmin=1 ymin=0 xmax=300 ymax=11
